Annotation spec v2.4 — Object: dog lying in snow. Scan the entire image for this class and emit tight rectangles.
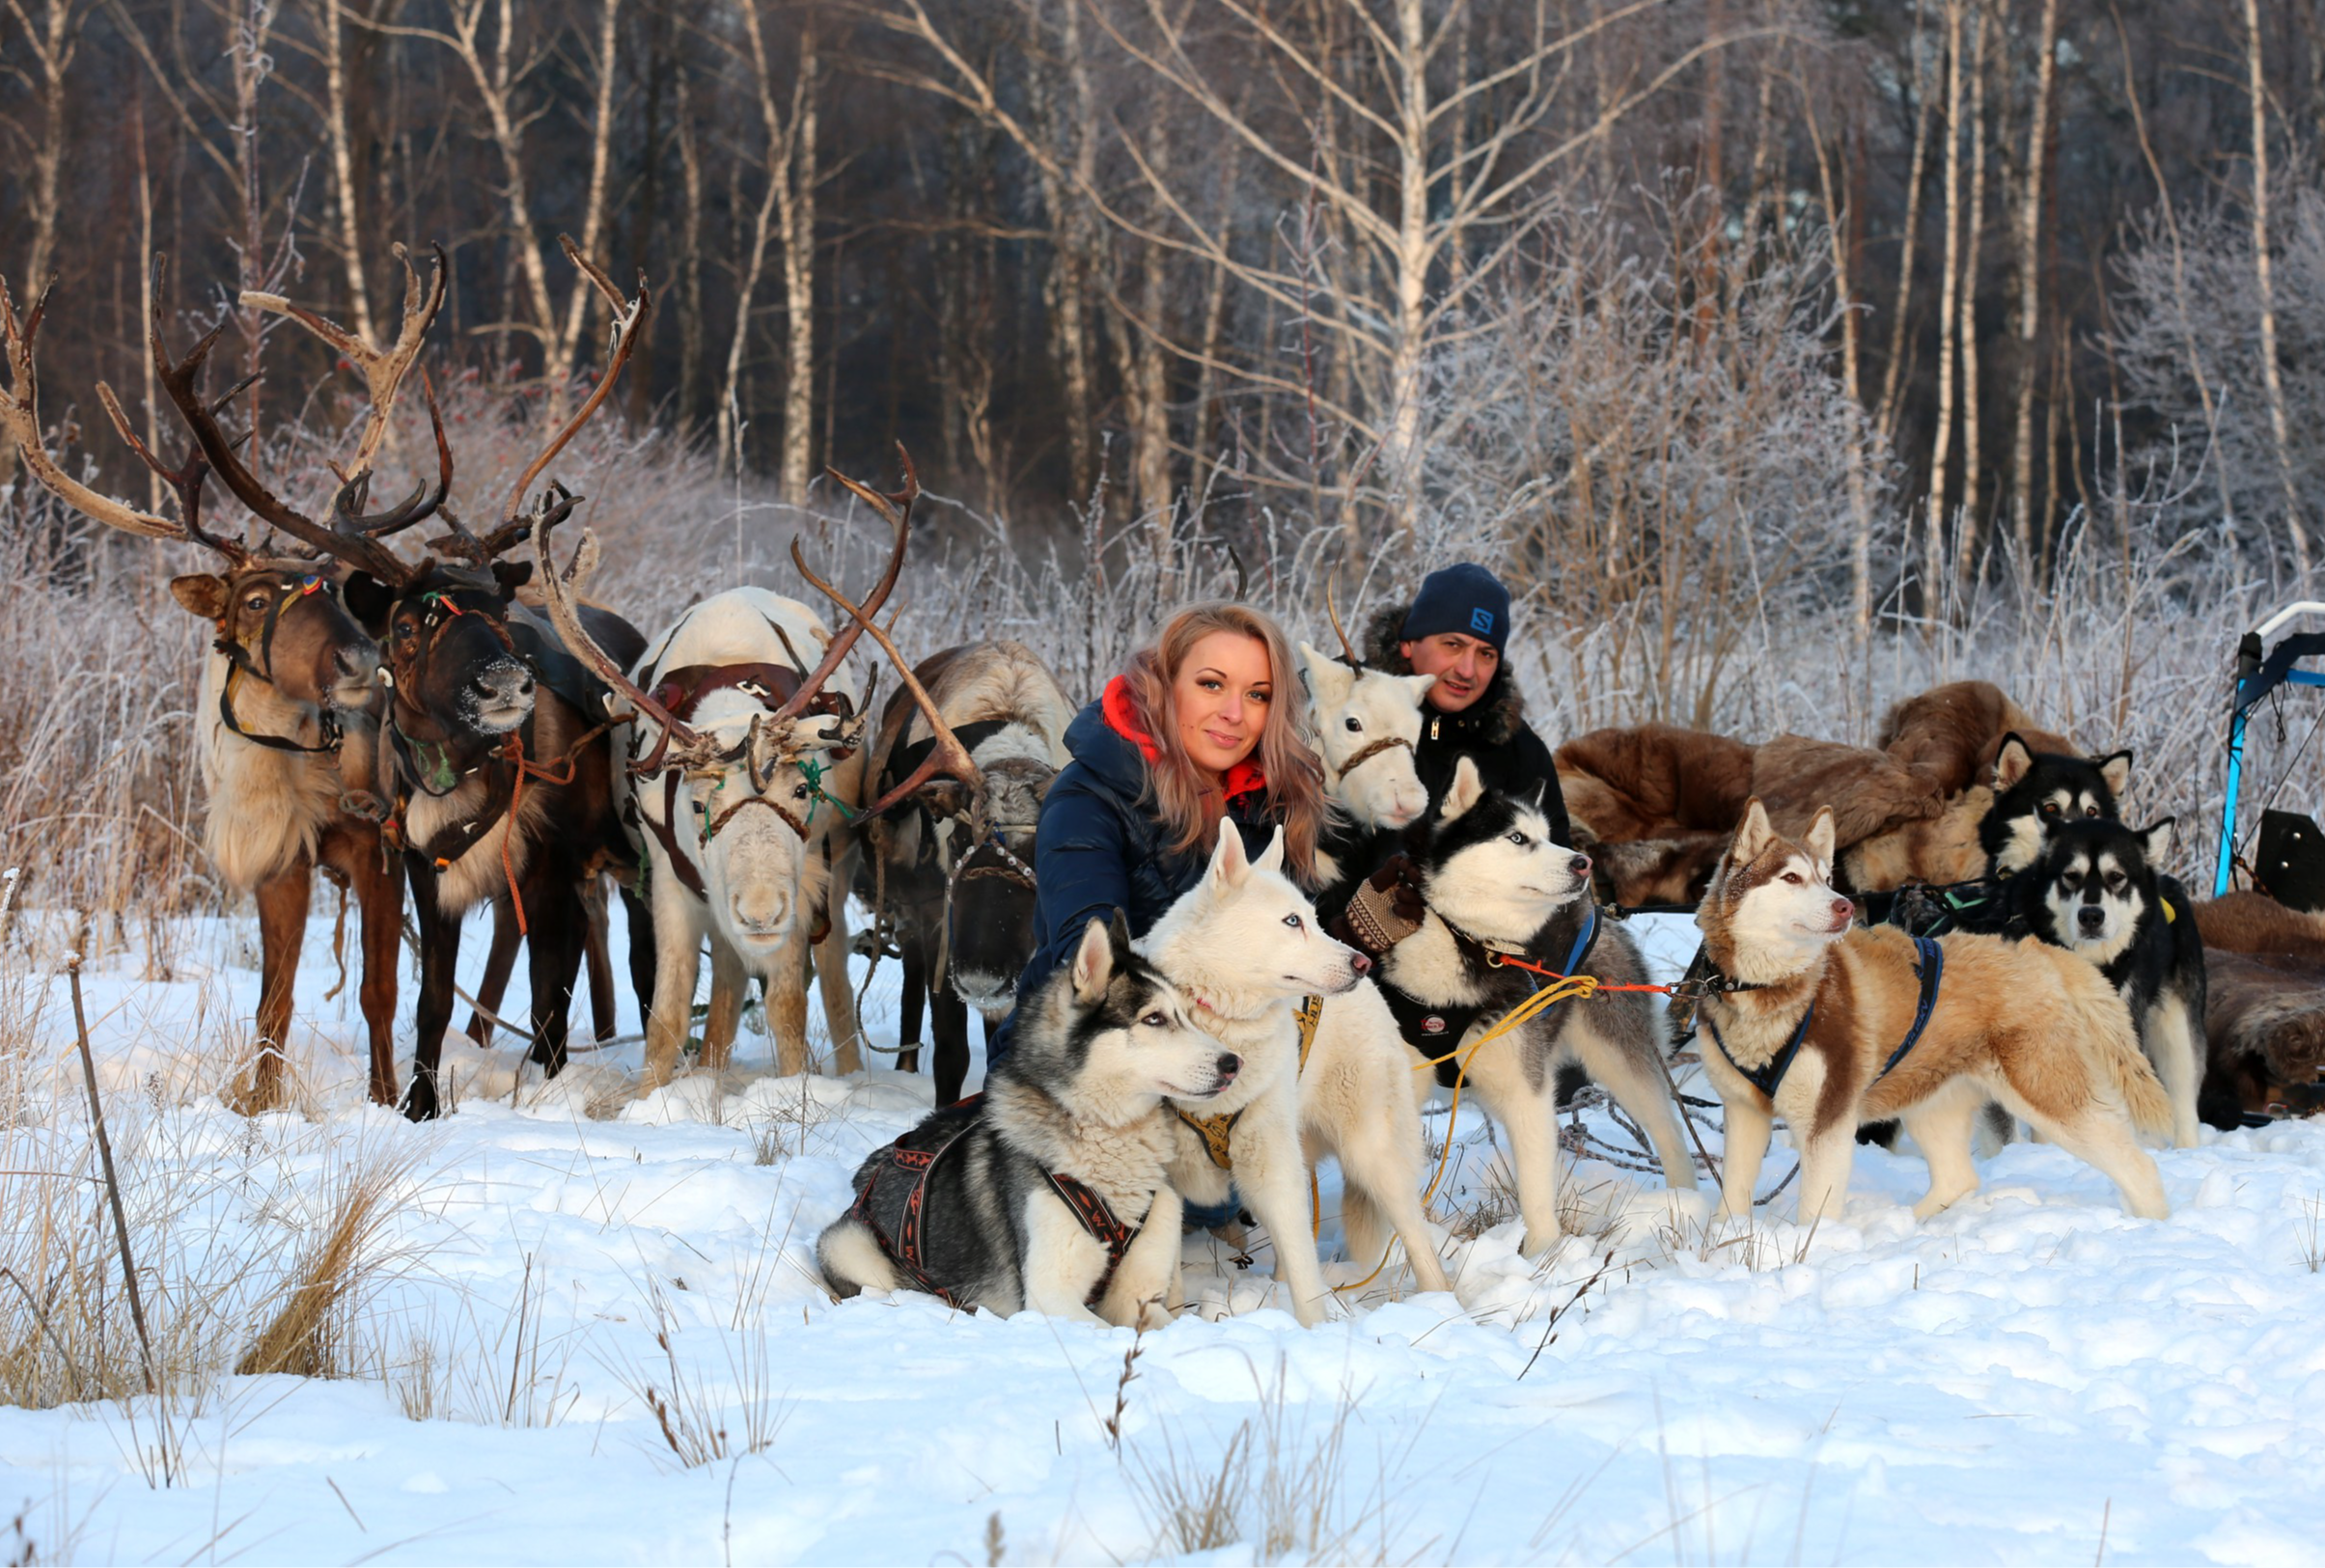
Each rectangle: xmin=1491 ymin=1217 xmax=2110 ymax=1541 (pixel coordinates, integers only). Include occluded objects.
xmin=817 ymin=914 xmax=1237 ymax=1324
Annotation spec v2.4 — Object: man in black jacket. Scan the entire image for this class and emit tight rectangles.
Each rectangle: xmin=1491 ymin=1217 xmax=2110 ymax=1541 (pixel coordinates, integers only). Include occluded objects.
xmin=1329 ymin=564 xmax=1577 ymax=954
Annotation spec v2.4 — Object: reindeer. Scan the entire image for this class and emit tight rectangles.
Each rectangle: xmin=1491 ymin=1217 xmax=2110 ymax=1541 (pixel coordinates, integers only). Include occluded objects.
xmin=0 ymin=256 xmax=461 ymax=1111
xmin=533 ymin=453 xmax=982 ymax=1091
xmin=856 ymin=640 xmax=1073 ymax=1106
xmin=1301 ymin=591 xmax=1436 ymax=898
xmin=94 ymin=241 xmax=659 ymax=1120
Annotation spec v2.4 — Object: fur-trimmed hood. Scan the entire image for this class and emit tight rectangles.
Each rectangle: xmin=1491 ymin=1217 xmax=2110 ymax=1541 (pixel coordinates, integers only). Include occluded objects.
xmin=1360 ymin=602 xmax=1529 ymax=745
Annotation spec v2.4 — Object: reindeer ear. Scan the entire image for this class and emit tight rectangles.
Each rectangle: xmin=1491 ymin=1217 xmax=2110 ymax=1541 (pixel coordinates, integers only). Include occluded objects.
xmin=1208 ymin=820 xmax=1252 ymax=890
xmin=2098 ymin=749 xmax=2134 ymax=801
xmin=491 ymin=559 xmax=535 ymax=598
xmin=1399 ymin=672 xmax=1437 ymax=705
xmin=2142 ymin=817 xmax=2175 ymax=864
xmin=170 ymin=574 xmax=229 ymax=620
xmin=1806 ymin=806 xmax=1837 ymax=868
xmin=1071 ymin=916 xmax=1119 ymax=1002
xmin=1295 ymin=642 xmax=1348 ymax=701
xmin=1440 ymin=756 xmax=1486 ymax=820
xmin=1730 ymin=798 xmax=1774 ymax=864
xmin=1993 ymin=734 xmax=2034 ymax=790
xmin=1254 ymin=826 xmax=1286 ymax=874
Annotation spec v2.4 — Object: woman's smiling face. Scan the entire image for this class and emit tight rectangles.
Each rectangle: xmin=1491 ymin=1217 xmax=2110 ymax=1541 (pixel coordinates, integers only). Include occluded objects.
xmin=1172 ymin=630 xmax=1273 ymax=778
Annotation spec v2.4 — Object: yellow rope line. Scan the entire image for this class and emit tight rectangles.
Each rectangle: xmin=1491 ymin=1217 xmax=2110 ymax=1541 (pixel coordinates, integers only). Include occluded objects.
xmin=1331 ymin=972 xmax=1603 ymax=1296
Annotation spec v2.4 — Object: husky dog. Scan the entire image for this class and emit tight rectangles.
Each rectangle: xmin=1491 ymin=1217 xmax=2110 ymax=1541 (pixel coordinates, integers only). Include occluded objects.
xmin=1122 ymin=825 xmax=1448 ymax=1325
xmin=1695 ymin=800 xmax=2172 ymax=1224
xmin=1980 ymin=734 xmax=2131 ymax=877
xmin=2012 ymin=818 xmax=2208 ymax=1147
xmin=817 ymin=915 xmax=1238 ymax=1325
xmin=2200 ymin=950 xmax=2325 ymax=1125
xmin=1375 ymin=757 xmax=1699 ymax=1258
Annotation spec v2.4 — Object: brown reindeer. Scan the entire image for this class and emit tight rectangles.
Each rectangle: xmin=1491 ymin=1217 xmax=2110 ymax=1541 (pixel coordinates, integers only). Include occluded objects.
xmin=0 ymin=258 xmax=454 ymax=1111
xmin=856 ymin=642 xmax=1072 ymax=1105
xmin=100 ymin=241 xmax=660 ymax=1121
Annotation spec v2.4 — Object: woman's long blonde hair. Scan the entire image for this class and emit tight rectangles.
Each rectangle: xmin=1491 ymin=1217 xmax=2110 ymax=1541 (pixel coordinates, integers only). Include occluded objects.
xmin=1118 ymin=601 xmax=1326 ymax=885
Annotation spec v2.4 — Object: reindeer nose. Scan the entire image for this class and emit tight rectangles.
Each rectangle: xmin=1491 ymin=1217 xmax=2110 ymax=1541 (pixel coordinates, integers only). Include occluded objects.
xmin=1348 ymin=951 xmax=1372 ymax=976
xmin=1569 ymin=854 xmax=1592 ymax=876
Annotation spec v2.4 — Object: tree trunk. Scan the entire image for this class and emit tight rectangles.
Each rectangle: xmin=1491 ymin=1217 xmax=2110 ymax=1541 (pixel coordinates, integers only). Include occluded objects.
xmin=2246 ymin=0 xmax=2311 ymax=583
xmin=776 ymin=21 xmax=819 ymax=507
xmin=318 ymin=0 xmax=378 ymax=347
xmin=1877 ymin=1 xmax=1936 ymax=443
xmin=2008 ymin=0 xmax=2058 ymax=573
xmin=1924 ymin=0 xmax=1966 ymax=619
xmin=1954 ymin=0 xmax=1989 ymax=598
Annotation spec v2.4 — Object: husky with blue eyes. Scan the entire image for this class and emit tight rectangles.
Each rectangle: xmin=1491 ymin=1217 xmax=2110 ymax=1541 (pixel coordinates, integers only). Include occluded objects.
xmin=1375 ymin=756 xmax=1699 ymax=1259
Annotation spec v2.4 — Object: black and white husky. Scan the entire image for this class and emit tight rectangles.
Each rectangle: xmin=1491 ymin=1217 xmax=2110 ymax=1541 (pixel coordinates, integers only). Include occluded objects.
xmin=816 ymin=915 xmax=1239 ymax=1325
xmin=1376 ymin=756 xmax=1698 ymax=1257
xmin=2012 ymin=817 xmax=2208 ymax=1147
xmin=1981 ymin=733 xmax=2132 ymax=877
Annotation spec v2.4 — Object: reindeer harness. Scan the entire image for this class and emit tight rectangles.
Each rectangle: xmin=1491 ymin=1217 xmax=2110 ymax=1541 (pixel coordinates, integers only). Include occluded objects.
xmin=627 ymin=659 xmax=858 ymax=899
xmin=213 ymin=572 xmax=345 ymax=755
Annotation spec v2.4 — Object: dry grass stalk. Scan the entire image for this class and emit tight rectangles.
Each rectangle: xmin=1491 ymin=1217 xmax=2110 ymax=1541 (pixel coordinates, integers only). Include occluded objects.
xmin=235 ymin=1141 xmax=420 ymax=1378
xmin=612 ymin=1280 xmax=787 ymax=1468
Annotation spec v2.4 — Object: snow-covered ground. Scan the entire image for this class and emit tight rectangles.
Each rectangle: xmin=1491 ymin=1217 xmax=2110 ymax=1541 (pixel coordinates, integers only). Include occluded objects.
xmin=0 ymin=904 xmax=2321 ymax=1565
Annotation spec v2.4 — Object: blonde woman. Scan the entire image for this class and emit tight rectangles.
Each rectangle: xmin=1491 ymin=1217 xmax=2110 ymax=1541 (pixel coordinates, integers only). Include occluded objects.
xmin=985 ymin=601 xmax=1330 ymax=1069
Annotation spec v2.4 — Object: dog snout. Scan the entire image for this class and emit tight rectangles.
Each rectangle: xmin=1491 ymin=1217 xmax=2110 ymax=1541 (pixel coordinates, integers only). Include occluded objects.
xmin=1829 ymin=897 xmax=1852 ymax=919
xmin=2077 ymin=905 xmax=2106 ymax=934
xmin=1348 ymin=951 xmax=1372 ymax=977
xmin=1213 ymin=1052 xmax=1240 ymax=1086
xmin=1568 ymin=853 xmax=1592 ymax=877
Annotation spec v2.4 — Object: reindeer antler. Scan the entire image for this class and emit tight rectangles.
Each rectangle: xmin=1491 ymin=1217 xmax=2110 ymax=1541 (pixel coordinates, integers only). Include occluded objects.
xmin=245 ymin=241 xmax=448 ymax=495
xmin=1326 ymin=575 xmax=1363 ymax=668
xmin=1 ymin=275 xmax=184 ymax=542
xmin=530 ymin=505 xmax=722 ymax=774
xmin=433 ymin=237 xmax=650 ymax=569
xmin=793 ymin=448 xmax=986 ymax=820
xmin=147 ymin=254 xmax=426 ymax=588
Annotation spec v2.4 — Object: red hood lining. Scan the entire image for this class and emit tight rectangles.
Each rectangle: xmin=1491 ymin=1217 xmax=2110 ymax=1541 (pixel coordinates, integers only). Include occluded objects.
xmin=1101 ymin=674 xmax=1267 ymax=800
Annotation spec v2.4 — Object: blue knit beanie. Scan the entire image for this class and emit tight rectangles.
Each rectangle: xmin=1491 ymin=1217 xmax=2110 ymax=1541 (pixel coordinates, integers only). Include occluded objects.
xmin=1399 ymin=564 xmax=1510 ymax=656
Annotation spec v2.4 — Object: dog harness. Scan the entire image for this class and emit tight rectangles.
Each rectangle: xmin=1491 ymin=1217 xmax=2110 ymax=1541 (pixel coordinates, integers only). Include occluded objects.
xmin=1176 ymin=995 xmax=1324 ymax=1169
xmin=1380 ymin=903 xmax=1601 ymax=1087
xmin=847 ymin=1096 xmax=1141 ymax=1309
xmin=1706 ymin=936 xmax=1944 ymax=1100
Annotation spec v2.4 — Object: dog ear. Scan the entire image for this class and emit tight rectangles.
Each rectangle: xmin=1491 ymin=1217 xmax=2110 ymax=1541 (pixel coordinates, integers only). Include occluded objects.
xmin=1993 ymin=734 xmax=2034 ymax=790
xmin=1805 ymin=806 xmax=1837 ymax=870
xmin=2098 ymin=749 xmax=2134 ymax=801
xmin=1440 ymin=756 xmax=1485 ymax=820
xmin=1071 ymin=916 xmax=1118 ymax=1002
xmin=1207 ymin=819 xmax=1252 ymax=890
xmin=1254 ymin=825 xmax=1286 ymax=874
xmin=2141 ymin=817 xmax=2174 ymax=864
xmin=1730 ymin=798 xmax=1773 ymax=864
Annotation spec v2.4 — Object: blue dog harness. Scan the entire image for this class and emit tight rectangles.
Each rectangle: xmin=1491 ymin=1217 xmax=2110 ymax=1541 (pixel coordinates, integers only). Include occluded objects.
xmin=1707 ymin=937 xmax=1944 ymax=1101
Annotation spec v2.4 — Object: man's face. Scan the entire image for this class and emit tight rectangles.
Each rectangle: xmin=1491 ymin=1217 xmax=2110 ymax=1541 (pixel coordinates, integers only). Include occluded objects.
xmin=1398 ymin=630 xmax=1500 ymax=714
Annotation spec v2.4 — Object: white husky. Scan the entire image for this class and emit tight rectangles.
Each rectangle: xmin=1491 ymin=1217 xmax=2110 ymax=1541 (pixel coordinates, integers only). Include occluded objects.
xmin=1107 ymin=824 xmax=1453 ymax=1327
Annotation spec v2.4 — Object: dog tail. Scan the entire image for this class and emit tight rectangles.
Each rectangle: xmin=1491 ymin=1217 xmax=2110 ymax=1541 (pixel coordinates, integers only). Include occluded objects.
xmin=2055 ymin=957 xmax=2174 ymax=1137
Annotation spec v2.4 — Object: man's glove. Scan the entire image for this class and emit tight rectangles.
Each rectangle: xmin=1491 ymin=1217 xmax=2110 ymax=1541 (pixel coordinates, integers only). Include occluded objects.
xmin=1330 ymin=854 xmax=1426 ymax=956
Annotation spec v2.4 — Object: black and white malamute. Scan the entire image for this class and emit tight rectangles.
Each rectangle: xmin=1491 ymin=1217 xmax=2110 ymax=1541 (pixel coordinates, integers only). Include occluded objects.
xmin=2012 ymin=816 xmax=2208 ymax=1147
xmin=816 ymin=914 xmax=1237 ymax=1325
xmin=1374 ymin=756 xmax=1698 ymax=1257
xmin=1980 ymin=733 xmax=2132 ymax=876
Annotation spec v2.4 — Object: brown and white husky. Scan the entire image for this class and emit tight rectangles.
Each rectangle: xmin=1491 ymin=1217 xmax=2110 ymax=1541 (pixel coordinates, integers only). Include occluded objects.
xmin=1693 ymin=799 xmax=2173 ymax=1225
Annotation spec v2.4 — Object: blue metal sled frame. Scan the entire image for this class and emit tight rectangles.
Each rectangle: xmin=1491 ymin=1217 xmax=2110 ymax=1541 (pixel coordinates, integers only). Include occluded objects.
xmin=2216 ymin=601 xmax=2325 ymax=896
